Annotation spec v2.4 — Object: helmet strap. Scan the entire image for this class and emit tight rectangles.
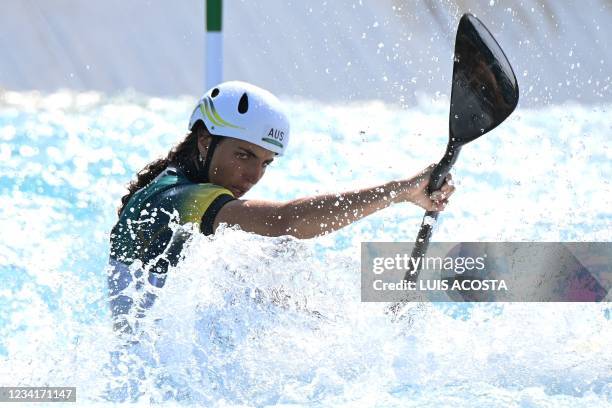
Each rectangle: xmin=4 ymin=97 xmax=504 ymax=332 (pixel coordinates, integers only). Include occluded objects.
xmin=201 ymin=135 xmax=220 ymax=183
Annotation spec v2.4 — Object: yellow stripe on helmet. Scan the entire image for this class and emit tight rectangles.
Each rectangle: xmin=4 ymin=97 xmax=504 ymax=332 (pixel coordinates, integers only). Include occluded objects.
xmin=202 ymin=99 xmax=223 ymax=127
xmin=207 ymin=97 xmax=245 ymax=129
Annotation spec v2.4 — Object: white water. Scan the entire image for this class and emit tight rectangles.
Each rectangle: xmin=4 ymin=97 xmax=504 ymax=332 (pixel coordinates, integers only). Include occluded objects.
xmin=0 ymin=91 xmax=610 ymax=406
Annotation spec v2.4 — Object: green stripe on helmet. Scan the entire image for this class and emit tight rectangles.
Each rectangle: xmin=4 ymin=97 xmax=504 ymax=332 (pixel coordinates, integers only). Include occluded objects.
xmin=261 ymin=137 xmax=284 ymax=148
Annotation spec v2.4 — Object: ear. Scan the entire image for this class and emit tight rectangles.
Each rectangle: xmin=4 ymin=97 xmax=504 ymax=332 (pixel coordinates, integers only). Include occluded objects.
xmin=197 ymin=133 xmax=213 ymax=154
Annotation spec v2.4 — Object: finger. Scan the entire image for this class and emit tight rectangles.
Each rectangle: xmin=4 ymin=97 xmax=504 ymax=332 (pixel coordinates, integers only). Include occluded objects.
xmin=437 ymin=184 xmax=451 ymax=194
xmin=433 ymin=199 xmax=449 ymax=211
xmin=431 ymin=185 xmax=454 ymax=199
xmin=430 ymin=201 xmax=443 ymax=211
xmin=428 ymin=175 xmax=455 ymax=197
xmin=430 ymin=191 xmax=445 ymax=201
xmin=440 ymin=184 xmax=455 ymax=195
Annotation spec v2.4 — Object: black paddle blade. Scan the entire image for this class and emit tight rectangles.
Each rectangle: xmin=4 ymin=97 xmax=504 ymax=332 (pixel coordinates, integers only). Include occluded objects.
xmin=450 ymin=13 xmax=519 ymax=146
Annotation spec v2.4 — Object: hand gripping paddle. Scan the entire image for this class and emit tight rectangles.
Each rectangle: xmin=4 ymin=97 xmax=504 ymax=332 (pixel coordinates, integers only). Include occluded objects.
xmin=394 ymin=13 xmax=519 ymax=310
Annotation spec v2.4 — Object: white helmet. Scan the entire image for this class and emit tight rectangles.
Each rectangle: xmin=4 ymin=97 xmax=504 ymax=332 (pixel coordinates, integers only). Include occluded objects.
xmin=189 ymin=81 xmax=290 ymax=155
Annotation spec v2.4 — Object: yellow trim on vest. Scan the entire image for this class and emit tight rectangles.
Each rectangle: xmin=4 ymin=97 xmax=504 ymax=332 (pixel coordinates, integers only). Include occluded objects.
xmin=177 ymin=184 xmax=235 ymax=224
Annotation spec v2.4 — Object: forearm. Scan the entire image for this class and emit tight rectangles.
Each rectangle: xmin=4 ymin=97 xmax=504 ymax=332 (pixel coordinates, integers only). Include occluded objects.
xmin=280 ymin=180 xmax=407 ymax=238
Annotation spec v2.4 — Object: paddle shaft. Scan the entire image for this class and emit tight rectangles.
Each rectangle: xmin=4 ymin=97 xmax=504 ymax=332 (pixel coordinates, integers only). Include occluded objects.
xmin=403 ymin=141 xmax=462 ymax=281
xmin=390 ymin=14 xmax=518 ymax=318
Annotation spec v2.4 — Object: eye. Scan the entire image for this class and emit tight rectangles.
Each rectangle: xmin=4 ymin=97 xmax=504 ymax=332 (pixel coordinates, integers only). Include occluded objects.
xmin=263 ymin=161 xmax=273 ymax=168
xmin=236 ymin=152 xmax=249 ymax=160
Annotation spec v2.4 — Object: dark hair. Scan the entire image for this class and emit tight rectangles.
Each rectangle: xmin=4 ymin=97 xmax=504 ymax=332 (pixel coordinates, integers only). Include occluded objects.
xmin=117 ymin=121 xmax=211 ymax=216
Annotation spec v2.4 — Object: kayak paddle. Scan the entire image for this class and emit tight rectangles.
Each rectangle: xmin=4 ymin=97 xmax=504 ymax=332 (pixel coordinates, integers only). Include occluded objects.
xmin=403 ymin=13 xmax=519 ymax=283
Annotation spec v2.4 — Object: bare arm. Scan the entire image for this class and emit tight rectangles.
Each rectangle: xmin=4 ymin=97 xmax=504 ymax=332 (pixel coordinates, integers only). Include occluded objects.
xmin=214 ymin=164 xmax=455 ymax=239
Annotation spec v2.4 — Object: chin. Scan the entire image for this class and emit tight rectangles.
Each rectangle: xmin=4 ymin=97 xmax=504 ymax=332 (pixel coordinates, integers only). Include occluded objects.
xmin=231 ymin=189 xmax=245 ymax=198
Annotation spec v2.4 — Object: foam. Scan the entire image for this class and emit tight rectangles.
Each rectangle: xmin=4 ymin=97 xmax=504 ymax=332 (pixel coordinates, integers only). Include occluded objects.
xmin=0 ymin=91 xmax=610 ymax=405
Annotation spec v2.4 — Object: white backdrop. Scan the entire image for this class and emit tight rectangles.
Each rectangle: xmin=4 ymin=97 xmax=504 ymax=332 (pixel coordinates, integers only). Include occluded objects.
xmin=0 ymin=0 xmax=610 ymax=107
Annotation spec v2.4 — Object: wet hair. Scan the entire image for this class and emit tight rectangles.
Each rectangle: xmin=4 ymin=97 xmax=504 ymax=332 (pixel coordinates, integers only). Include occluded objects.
xmin=117 ymin=121 xmax=219 ymax=216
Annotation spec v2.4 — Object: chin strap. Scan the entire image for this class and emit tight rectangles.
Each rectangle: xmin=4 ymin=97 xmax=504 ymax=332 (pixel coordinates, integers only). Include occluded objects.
xmin=200 ymin=135 xmax=220 ymax=183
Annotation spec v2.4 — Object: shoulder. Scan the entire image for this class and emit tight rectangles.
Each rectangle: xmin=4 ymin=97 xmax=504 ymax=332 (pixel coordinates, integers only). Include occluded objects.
xmin=151 ymin=167 xmax=235 ymax=214
xmin=124 ymin=167 xmax=236 ymax=228
xmin=162 ymin=182 xmax=235 ymax=212
xmin=157 ymin=181 xmax=235 ymax=233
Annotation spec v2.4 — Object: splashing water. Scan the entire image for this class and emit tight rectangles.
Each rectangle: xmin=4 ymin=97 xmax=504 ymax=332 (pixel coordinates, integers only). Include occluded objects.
xmin=0 ymin=91 xmax=610 ymax=406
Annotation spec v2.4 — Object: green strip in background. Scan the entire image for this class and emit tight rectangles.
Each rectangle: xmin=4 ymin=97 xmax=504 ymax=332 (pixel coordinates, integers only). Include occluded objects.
xmin=206 ymin=0 xmax=222 ymax=32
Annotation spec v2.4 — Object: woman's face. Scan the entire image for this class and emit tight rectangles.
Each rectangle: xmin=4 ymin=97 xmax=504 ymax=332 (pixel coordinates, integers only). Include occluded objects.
xmin=199 ymin=136 xmax=276 ymax=198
